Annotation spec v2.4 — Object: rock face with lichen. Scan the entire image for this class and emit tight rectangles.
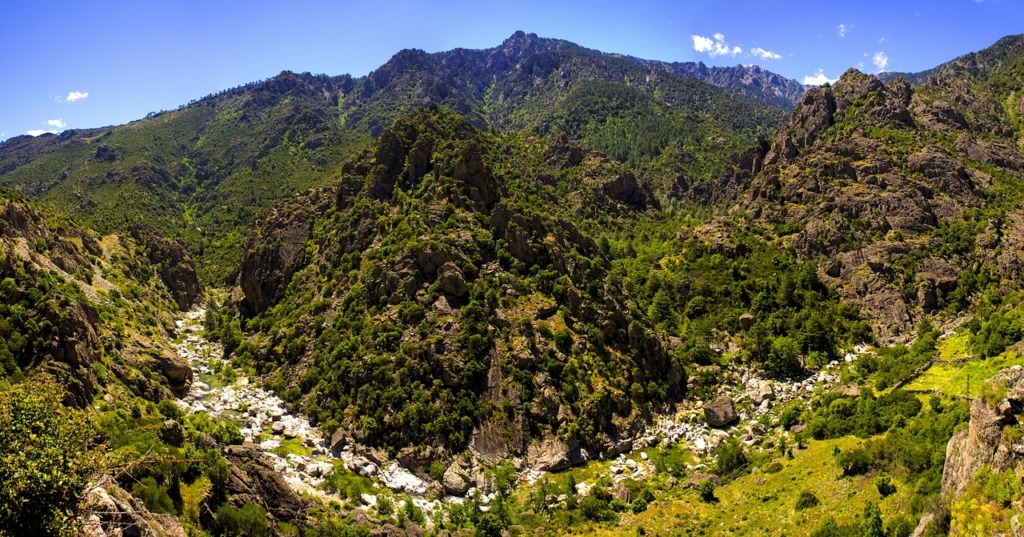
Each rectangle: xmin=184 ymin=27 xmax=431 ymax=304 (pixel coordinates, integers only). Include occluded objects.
xmin=941 ymin=367 xmax=1024 ymax=500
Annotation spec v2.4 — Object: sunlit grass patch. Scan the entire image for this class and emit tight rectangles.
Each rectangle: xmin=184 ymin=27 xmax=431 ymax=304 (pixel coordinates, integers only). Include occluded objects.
xmin=905 ymin=350 xmax=1024 ymax=397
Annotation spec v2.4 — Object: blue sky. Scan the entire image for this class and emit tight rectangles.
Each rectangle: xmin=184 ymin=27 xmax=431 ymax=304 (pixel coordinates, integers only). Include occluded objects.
xmin=1 ymin=0 xmax=1021 ymax=142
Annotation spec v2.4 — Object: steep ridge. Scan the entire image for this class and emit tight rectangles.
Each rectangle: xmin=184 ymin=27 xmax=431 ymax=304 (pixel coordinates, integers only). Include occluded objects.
xmin=634 ymin=59 xmax=806 ymax=110
xmin=0 ymin=72 xmax=365 ymax=283
xmin=221 ymin=107 xmax=681 ymax=471
xmin=709 ymin=34 xmax=1024 ymax=341
xmin=0 ymin=186 xmax=201 ymax=405
xmin=0 ymin=32 xmax=792 ymax=283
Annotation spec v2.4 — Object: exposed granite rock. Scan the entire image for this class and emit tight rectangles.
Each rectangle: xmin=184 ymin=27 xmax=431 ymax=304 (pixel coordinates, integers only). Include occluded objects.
xmin=80 ymin=476 xmax=186 ymax=537
xmin=704 ymin=395 xmax=739 ymax=428
xmin=239 ymin=188 xmax=331 ymax=315
xmin=527 ymin=435 xmax=574 ymax=472
xmin=442 ymin=460 xmax=473 ymax=496
xmin=161 ymin=419 xmax=184 ymax=447
xmin=129 ymin=227 xmax=202 ymax=310
xmin=154 ymin=349 xmax=193 ymax=397
xmin=437 ymin=261 xmax=469 ymax=297
xmin=220 ymin=444 xmax=306 ymax=522
xmin=941 ymin=366 xmax=1024 ymax=500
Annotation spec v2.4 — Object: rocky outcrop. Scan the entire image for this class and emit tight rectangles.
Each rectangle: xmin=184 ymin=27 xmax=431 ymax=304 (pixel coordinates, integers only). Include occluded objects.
xmin=704 ymin=395 xmax=739 ymax=428
xmin=129 ymin=227 xmax=202 ymax=310
xmin=220 ymin=445 xmax=306 ymax=522
xmin=442 ymin=459 xmax=473 ymax=496
xmin=238 ymin=188 xmax=331 ymax=316
xmin=161 ymin=419 xmax=184 ymax=446
xmin=527 ymin=435 xmax=575 ymax=472
xmin=941 ymin=366 xmax=1024 ymax=500
xmin=153 ymin=349 xmax=193 ymax=397
xmin=80 ymin=476 xmax=187 ymax=537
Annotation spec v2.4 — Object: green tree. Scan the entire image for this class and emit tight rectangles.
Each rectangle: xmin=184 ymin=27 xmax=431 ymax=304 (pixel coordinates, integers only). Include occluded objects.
xmin=0 ymin=377 xmax=95 ymax=536
xmin=861 ymin=502 xmax=884 ymax=537
xmin=217 ymin=502 xmax=269 ymax=537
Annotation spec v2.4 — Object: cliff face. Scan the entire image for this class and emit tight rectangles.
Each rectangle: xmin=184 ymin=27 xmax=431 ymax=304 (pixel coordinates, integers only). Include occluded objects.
xmin=942 ymin=377 xmax=1024 ymax=499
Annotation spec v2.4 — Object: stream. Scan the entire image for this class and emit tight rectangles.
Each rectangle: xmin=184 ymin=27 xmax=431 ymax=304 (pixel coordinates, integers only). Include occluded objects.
xmin=170 ymin=306 xmax=870 ymax=520
xmin=172 ymin=309 xmax=457 ymax=517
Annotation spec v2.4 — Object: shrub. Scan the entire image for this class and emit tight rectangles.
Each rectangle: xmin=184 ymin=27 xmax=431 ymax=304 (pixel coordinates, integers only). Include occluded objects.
xmin=216 ymin=502 xmax=268 ymax=537
xmin=875 ymin=474 xmax=896 ymax=497
xmin=376 ymin=494 xmax=394 ymax=516
xmin=835 ymin=447 xmax=871 ymax=476
xmin=158 ymin=399 xmax=182 ymax=420
xmin=698 ymin=480 xmax=717 ymax=503
xmin=579 ymin=494 xmax=615 ymax=521
xmin=809 ymin=516 xmax=844 ymax=537
xmin=885 ymin=516 xmax=915 ymax=537
xmin=429 ymin=460 xmax=446 ymax=482
xmin=131 ymin=476 xmax=175 ymax=515
xmin=0 ymin=378 xmax=95 ymax=536
xmin=713 ymin=438 xmax=748 ymax=480
xmin=794 ymin=490 xmax=819 ymax=510
xmin=861 ymin=502 xmax=884 ymax=537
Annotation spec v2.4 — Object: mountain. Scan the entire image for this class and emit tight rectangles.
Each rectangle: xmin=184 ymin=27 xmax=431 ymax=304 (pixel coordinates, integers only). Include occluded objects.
xmin=221 ymin=107 xmax=680 ymax=469
xmin=0 ymin=186 xmax=201 ymax=404
xmin=0 ymin=32 xmax=793 ymax=284
xmin=5 ymin=28 xmax=1024 ymax=537
xmin=705 ymin=33 xmax=1024 ymax=343
xmin=633 ymin=59 xmax=806 ymax=109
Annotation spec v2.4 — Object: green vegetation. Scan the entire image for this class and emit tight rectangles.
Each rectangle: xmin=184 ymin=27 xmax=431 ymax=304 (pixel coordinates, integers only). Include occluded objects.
xmin=0 ymin=377 xmax=95 ymax=536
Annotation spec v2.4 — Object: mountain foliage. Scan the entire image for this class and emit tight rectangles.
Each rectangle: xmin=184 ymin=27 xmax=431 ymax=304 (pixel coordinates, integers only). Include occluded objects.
xmin=0 ymin=32 xmax=791 ymax=284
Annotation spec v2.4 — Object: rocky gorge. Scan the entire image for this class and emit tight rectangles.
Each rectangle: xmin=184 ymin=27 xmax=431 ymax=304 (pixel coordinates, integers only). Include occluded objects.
xmin=170 ymin=304 xmax=874 ymax=530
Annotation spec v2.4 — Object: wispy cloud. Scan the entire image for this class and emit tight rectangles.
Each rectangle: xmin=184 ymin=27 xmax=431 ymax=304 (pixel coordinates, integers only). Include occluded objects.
xmin=692 ymin=33 xmax=743 ymax=57
xmin=750 ymin=47 xmax=781 ymax=60
xmin=27 ymin=129 xmax=58 ymax=136
xmin=46 ymin=119 xmax=66 ymax=128
xmin=65 ymin=91 xmax=89 ymax=102
xmin=837 ymin=23 xmax=853 ymax=37
xmin=873 ymin=51 xmax=889 ymax=72
xmin=803 ymin=69 xmax=836 ymax=86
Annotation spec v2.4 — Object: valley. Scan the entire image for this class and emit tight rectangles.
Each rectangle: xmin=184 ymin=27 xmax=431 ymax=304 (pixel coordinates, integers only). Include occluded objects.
xmin=1 ymin=25 xmax=1024 ymax=537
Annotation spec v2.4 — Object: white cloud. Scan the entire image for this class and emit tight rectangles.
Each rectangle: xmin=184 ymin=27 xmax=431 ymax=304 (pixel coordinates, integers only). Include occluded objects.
xmin=803 ymin=69 xmax=837 ymax=85
xmin=750 ymin=47 xmax=781 ymax=60
xmin=837 ymin=23 xmax=852 ymax=37
xmin=27 ymin=129 xmax=58 ymax=136
xmin=692 ymin=33 xmax=743 ymax=57
xmin=65 ymin=91 xmax=89 ymax=102
xmin=46 ymin=119 xmax=66 ymax=128
xmin=873 ymin=51 xmax=889 ymax=72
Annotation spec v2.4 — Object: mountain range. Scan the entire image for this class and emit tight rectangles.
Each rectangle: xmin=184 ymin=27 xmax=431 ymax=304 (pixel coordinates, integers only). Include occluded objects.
xmin=1 ymin=31 xmax=1024 ymax=537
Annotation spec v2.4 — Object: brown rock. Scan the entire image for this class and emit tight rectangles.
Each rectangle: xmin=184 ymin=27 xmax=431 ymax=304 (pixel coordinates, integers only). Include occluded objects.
xmin=437 ymin=262 xmax=469 ymax=297
xmin=527 ymin=435 xmax=574 ymax=472
xmin=80 ymin=476 xmax=187 ymax=537
xmin=161 ymin=419 xmax=184 ymax=447
xmin=682 ymin=472 xmax=722 ymax=489
xmin=220 ymin=445 xmax=305 ymax=522
xmin=154 ymin=350 xmax=193 ymax=397
xmin=442 ymin=462 xmax=473 ymax=496
xmin=738 ymin=313 xmax=755 ymax=331
xmin=704 ymin=395 xmax=739 ymax=428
